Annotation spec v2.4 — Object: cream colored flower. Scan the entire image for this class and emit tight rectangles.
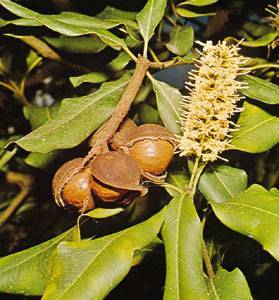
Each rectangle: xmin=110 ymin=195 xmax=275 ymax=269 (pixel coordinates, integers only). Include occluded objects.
xmin=178 ymin=40 xmax=249 ymax=162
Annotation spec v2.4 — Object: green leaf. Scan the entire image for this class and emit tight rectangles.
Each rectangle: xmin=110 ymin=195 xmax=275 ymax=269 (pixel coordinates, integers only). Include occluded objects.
xmin=26 ymin=50 xmax=40 ymax=69
xmin=232 ymin=101 xmax=279 ymax=153
xmin=207 ymin=267 xmax=252 ymax=299
xmin=1 ymin=1 xmax=124 ymax=30
xmin=270 ymin=188 xmax=279 ymax=197
xmin=165 ymin=170 xmax=189 ymax=197
xmin=211 ymin=184 xmax=279 ymax=261
xmin=42 ymin=209 xmax=166 ymax=300
xmin=241 ymin=32 xmax=277 ymax=47
xmin=0 ymin=0 xmax=39 ymax=18
xmin=23 ymin=104 xmax=60 ymax=130
xmin=240 ymin=75 xmax=279 ymax=105
xmin=44 ymin=36 xmax=106 ymax=54
xmin=178 ymin=0 xmax=218 ymax=6
xmin=25 ymin=151 xmax=58 ymax=168
xmin=176 ymin=7 xmax=215 ymax=18
xmin=0 ymin=0 xmax=127 ymax=50
xmin=70 ymin=72 xmax=109 ymax=87
xmin=13 ymin=73 xmax=131 ymax=153
xmin=0 ymin=228 xmax=76 ymax=295
xmin=199 ymin=165 xmax=248 ymax=204
xmin=97 ymin=6 xmax=137 ymax=21
xmin=84 ymin=207 xmax=124 ymax=219
xmin=138 ymin=103 xmax=159 ymax=124
xmin=150 ymin=78 xmax=182 ymax=134
xmin=0 ymin=17 xmax=41 ymax=27
xmin=166 ymin=25 xmax=194 ymax=56
xmin=162 ymin=194 xmax=210 ymax=300
xmin=96 ymin=6 xmax=138 ymax=30
xmin=23 ymin=104 xmax=60 ymax=168
xmin=37 ymin=17 xmax=126 ymax=50
xmin=108 ymin=51 xmax=131 ymax=71
xmin=132 ymin=238 xmax=162 ymax=266
xmin=136 ymin=0 xmax=167 ymax=54
xmin=242 ymin=22 xmax=272 ymax=38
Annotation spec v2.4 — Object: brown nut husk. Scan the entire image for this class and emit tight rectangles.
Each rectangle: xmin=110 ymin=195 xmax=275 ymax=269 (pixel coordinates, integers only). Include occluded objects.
xmin=89 ymin=151 xmax=147 ymax=202
xmin=52 ymin=158 xmax=95 ymax=212
xmin=91 ymin=177 xmax=128 ymax=202
xmin=110 ymin=118 xmax=137 ymax=150
xmin=120 ymin=124 xmax=177 ymax=177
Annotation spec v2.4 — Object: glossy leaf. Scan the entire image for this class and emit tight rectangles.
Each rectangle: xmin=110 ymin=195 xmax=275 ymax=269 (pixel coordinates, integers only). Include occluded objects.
xmin=178 ymin=0 xmax=218 ymax=6
xmin=211 ymin=184 xmax=279 ymax=261
xmin=150 ymin=78 xmax=182 ymax=134
xmin=162 ymin=194 xmax=210 ymax=300
xmin=96 ymin=6 xmax=138 ymax=30
xmin=0 ymin=0 xmax=127 ymax=50
xmin=108 ymin=51 xmax=131 ymax=71
xmin=132 ymin=238 xmax=162 ymax=266
xmin=23 ymin=104 xmax=60 ymax=168
xmin=166 ymin=25 xmax=194 ymax=56
xmin=207 ymin=267 xmax=252 ymax=299
xmin=176 ymin=7 xmax=215 ymax=18
xmin=240 ymin=75 xmax=279 ymax=105
xmin=242 ymin=22 xmax=272 ymax=38
xmin=23 ymin=104 xmax=60 ymax=130
xmin=0 ymin=228 xmax=76 ymax=295
xmin=1 ymin=1 xmax=121 ymax=30
xmin=241 ymin=32 xmax=277 ymax=47
xmin=0 ymin=17 xmax=41 ymax=27
xmin=97 ymin=6 xmax=137 ymax=21
xmin=165 ymin=170 xmax=189 ymax=197
xmin=42 ymin=209 xmax=165 ymax=300
xmin=138 ymin=103 xmax=159 ymax=124
xmin=84 ymin=207 xmax=124 ymax=219
xmin=136 ymin=0 xmax=167 ymax=48
xmin=13 ymin=74 xmax=131 ymax=153
xmin=0 ymin=0 xmax=38 ymax=18
xmin=44 ymin=36 xmax=106 ymax=54
xmin=69 ymin=72 xmax=108 ymax=87
xmin=232 ymin=101 xmax=279 ymax=153
xmin=199 ymin=165 xmax=248 ymax=204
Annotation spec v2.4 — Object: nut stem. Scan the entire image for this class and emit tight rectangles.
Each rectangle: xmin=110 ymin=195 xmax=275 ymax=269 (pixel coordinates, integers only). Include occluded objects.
xmin=84 ymin=56 xmax=150 ymax=163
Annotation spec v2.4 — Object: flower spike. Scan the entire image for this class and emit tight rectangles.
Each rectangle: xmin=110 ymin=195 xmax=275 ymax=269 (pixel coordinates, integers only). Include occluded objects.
xmin=178 ymin=40 xmax=249 ymax=162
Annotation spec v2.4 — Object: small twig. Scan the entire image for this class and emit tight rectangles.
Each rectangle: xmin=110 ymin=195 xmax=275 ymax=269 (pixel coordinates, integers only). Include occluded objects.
xmin=203 ymin=243 xmax=215 ymax=279
xmin=84 ymin=56 xmax=150 ymax=163
xmin=149 ymin=59 xmax=188 ymax=69
xmin=0 ymin=172 xmax=33 ymax=227
xmin=149 ymin=47 xmax=161 ymax=63
xmin=9 ymin=35 xmax=91 ymax=73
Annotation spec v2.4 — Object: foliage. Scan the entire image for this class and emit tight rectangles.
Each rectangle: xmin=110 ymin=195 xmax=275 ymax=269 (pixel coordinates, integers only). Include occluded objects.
xmin=0 ymin=0 xmax=278 ymax=299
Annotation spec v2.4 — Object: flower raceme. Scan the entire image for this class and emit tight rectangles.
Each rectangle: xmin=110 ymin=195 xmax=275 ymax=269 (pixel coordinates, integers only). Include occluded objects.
xmin=178 ymin=41 xmax=249 ymax=162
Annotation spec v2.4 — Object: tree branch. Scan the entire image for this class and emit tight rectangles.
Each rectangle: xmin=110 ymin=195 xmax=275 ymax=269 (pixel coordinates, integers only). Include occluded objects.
xmin=84 ymin=56 xmax=150 ymax=163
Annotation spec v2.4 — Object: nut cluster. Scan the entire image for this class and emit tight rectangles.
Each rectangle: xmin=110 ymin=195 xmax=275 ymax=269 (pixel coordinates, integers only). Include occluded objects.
xmin=52 ymin=121 xmax=176 ymax=213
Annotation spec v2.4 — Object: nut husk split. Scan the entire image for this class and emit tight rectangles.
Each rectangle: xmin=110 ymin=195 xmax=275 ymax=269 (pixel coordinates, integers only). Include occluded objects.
xmin=89 ymin=151 xmax=147 ymax=202
xmin=52 ymin=158 xmax=95 ymax=212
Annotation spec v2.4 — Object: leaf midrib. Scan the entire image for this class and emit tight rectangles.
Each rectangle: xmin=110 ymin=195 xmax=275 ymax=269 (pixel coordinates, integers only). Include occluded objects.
xmin=0 ymin=230 xmax=71 ymax=275
xmin=233 ymin=116 xmax=276 ymax=140
xmin=214 ymin=202 xmax=279 ymax=219
xmin=212 ymin=168 xmax=234 ymax=198
xmin=54 ymin=217 xmax=159 ymax=299
xmin=153 ymin=80 xmax=180 ymax=121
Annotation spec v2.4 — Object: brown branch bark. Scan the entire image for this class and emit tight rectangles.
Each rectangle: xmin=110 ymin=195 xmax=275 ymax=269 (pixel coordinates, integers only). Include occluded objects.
xmin=15 ymin=35 xmax=90 ymax=73
xmin=84 ymin=56 xmax=150 ymax=163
